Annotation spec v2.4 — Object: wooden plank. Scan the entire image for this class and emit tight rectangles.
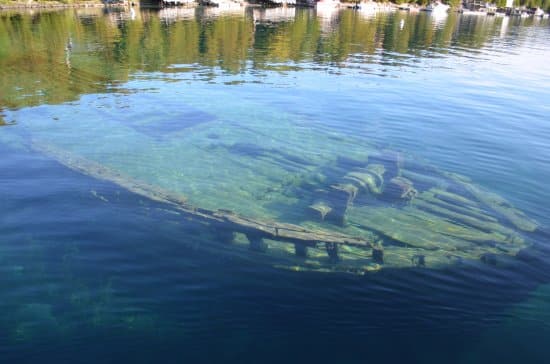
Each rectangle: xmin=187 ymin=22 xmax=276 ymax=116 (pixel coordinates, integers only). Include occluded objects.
xmin=446 ymin=173 xmax=538 ymax=232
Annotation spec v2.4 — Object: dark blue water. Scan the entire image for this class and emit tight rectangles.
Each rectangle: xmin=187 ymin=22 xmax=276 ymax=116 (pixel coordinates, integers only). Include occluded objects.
xmin=1 ymin=7 xmax=550 ymax=363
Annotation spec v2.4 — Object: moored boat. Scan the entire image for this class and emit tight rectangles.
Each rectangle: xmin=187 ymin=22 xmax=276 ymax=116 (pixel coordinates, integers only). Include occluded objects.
xmin=423 ymin=1 xmax=450 ymax=14
xmin=533 ymin=7 xmax=545 ymax=17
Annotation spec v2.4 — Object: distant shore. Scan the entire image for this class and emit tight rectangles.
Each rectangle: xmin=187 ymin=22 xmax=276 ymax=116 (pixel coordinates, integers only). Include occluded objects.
xmin=0 ymin=0 xmax=398 ymax=10
xmin=0 ymin=1 xmax=121 ymax=9
xmin=2 ymin=0 xmax=548 ymax=17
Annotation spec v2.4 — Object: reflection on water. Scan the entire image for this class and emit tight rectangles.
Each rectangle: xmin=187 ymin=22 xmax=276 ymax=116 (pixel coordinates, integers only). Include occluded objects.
xmin=1 ymin=7 xmax=550 ymax=363
xmin=253 ymin=6 xmax=296 ymax=24
xmin=2 ymin=7 xmax=545 ymax=109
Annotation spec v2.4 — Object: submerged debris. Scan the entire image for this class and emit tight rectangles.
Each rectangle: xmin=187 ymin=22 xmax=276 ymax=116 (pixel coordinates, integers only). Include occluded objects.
xmin=447 ymin=174 xmax=538 ymax=232
xmin=31 ymin=140 xmax=373 ymax=248
xmin=384 ymin=176 xmax=417 ymax=201
xmin=29 ymin=138 xmax=538 ymax=275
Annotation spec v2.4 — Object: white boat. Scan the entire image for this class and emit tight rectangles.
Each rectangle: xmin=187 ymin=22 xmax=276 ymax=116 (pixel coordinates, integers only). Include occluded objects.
xmin=460 ymin=9 xmax=487 ymax=16
xmin=534 ymin=8 xmax=545 ymax=17
xmin=202 ymin=0 xmax=243 ymax=8
xmin=163 ymin=0 xmax=195 ymax=5
xmin=424 ymin=2 xmax=450 ymax=15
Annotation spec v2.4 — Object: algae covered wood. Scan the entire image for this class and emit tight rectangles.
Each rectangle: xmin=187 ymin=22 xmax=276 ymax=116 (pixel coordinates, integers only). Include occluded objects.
xmin=26 ymin=134 xmax=537 ymax=274
xmin=418 ymin=189 xmax=498 ymax=223
xmin=412 ymin=196 xmax=518 ymax=237
xmin=30 ymin=140 xmax=372 ymax=249
xmin=447 ymin=173 xmax=538 ymax=232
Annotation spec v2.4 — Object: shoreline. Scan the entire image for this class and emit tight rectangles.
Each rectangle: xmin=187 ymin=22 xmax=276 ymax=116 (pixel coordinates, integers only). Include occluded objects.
xmin=2 ymin=0 xmax=547 ymax=16
xmin=0 ymin=1 xmax=398 ymax=10
xmin=0 ymin=1 xmax=124 ymax=10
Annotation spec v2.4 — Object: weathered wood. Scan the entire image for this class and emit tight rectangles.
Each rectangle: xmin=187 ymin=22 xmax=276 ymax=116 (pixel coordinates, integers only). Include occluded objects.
xmin=31 ymin=140 xmax=372 ymax=249
xmin=372 ymin=247 xmax=384 ymax=264
xmin=383 ymin=176 xmax=417 ymax=201
xmin=325 ymin=242 xmax=340 ymax=262
xmin=411 ymin=254 xmax=426 ymax=267
xmin=309 ymin=201 xmax=333 ymax=221
xmin=418 ymin=190 xmax=498 ymax=223
xmin=323 ymin=183 xmax=358 ymax=225
xmin=412 ymin=197 xmax=518 ymax=236
xmin=447 ymin=174 xmax=538 ymax=232
xmin=401 ymin=169 xmax=449 ymax=190
xmin=343 ymin=170 xmax=382 ymax=195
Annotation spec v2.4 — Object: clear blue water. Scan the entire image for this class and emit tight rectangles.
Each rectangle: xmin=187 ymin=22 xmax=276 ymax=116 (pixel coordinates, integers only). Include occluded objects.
xmin=1 ymin=7 xmax=550 ymax=363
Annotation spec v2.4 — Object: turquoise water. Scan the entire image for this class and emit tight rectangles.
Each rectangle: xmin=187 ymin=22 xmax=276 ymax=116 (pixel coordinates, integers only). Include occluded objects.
xmin=1 ymin=7 xmax=550 ymax=363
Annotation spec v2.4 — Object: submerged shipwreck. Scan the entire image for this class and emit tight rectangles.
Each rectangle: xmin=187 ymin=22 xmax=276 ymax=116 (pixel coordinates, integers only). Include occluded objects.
xmin=5 ymin=95 xmax=539 ymax=275
xmin=28 ymin=139 xmax=538 ymax=275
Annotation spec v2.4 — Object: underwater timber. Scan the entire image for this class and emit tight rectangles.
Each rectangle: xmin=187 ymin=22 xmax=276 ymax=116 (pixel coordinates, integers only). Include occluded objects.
xmin=29 ymin=137 xmax=538 ymax=275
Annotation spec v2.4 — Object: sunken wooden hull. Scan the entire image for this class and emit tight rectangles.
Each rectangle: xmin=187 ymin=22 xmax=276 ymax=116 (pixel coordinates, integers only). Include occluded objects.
xmin=28 ymin=138 xmax=538 ymax=275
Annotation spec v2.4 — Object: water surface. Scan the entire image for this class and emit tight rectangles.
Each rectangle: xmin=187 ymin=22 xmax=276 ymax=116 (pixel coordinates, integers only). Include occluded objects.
xmin=1 ymin=7 xmax=550 ymax=363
